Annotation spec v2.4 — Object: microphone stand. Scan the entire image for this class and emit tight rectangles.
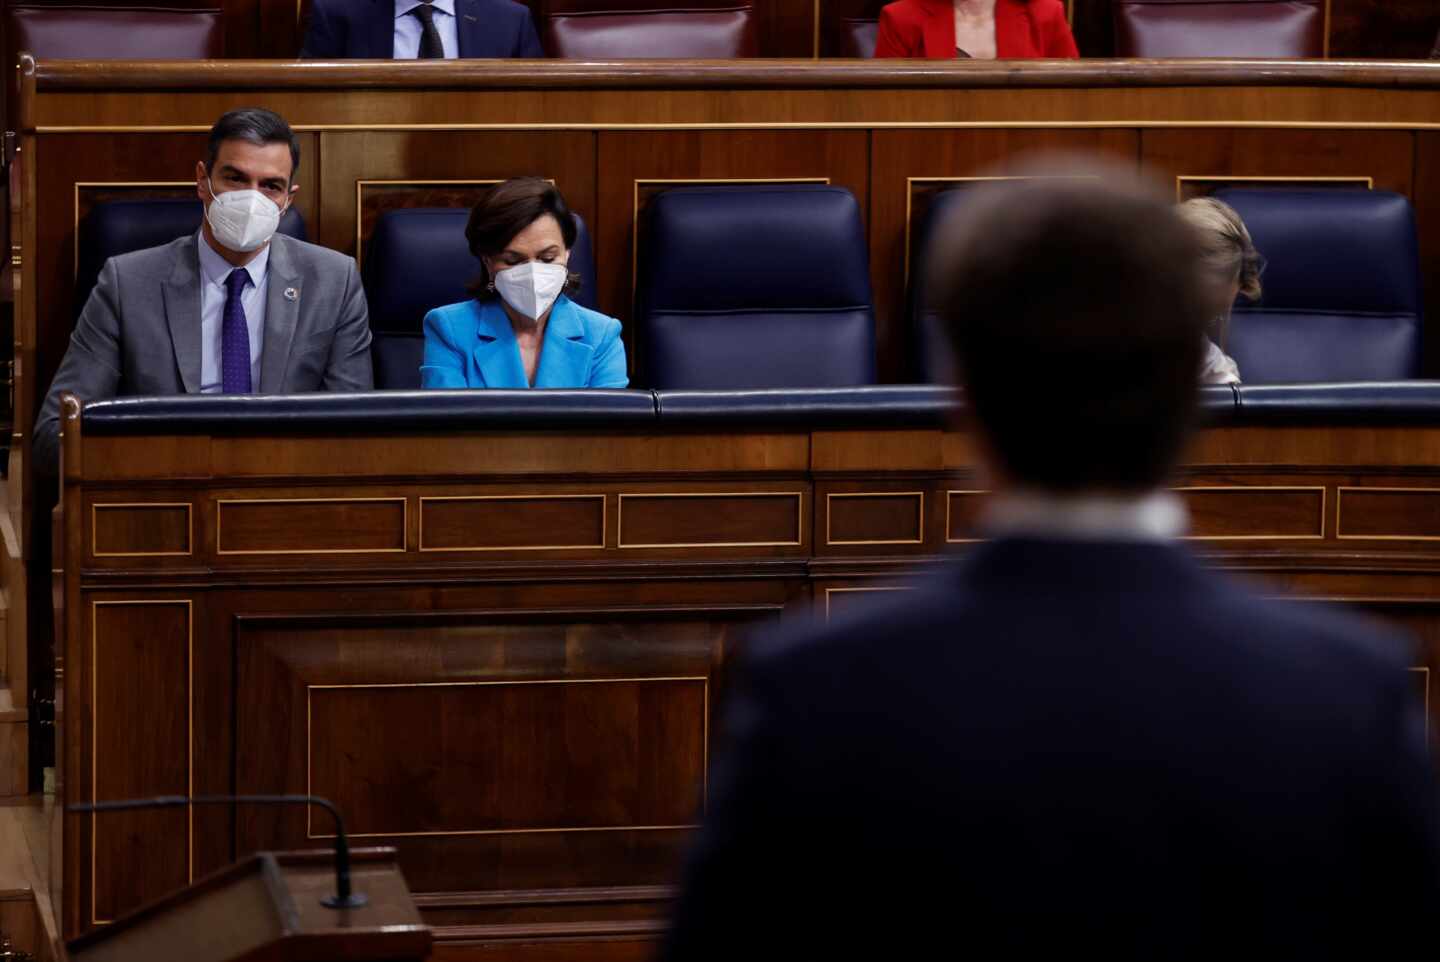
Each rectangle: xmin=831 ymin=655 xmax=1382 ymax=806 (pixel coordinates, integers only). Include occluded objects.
xmin=69 ymin=794 xmax=368 ymax=909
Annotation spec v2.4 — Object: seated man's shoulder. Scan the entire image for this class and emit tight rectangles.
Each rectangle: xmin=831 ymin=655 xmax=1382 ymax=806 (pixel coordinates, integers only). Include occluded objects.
xmin=275 ymin=234 xmax=355 ymax=272
xmin=480 ymin=0 xmax=536 ymax=18
xmin=107 ymin=235 xmax=193 ymax=279
xmin=1224 ymin=586 xmax=1414 ymax=675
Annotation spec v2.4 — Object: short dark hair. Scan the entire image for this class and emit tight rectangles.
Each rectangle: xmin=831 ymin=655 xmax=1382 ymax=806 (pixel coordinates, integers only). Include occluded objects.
xmin=465 ymin=177 xmax=581 ymax=299
xmin=928 ymin=172 xmax=1209 ymax=493
xmin=205 ymin=108 xmax=300 ymax=181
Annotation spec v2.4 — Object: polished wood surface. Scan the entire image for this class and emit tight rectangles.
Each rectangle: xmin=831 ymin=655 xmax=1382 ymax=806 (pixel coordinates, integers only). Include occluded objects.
xmin=52 ymin=409 xmax=1440 ymax=955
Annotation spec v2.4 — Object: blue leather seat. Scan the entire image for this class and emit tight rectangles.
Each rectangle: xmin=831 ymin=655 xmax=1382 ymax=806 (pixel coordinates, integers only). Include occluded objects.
xmin=76 ymin=198 xmax=306 ymax=320
xmin=363 ymin=207 xmax=598 ymax=390
xmin=908 ymin=188 xmax=974 ymax=384
xmin=637 ymin=184 xmax=876 ymax=389
xmin=1212 ymin=188 xmax=1423 ymax=382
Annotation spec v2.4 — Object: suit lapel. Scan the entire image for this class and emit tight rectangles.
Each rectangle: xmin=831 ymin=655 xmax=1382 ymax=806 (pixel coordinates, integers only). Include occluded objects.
xmin=533 ymin=298 xmax=594 ymax=388
xmin=258 ymin=235 xmax=302 ymax=393
xmin=471 ymin=300 xmax=528 ymax=387
xmin=161 ymin=238 xmax=203 ymax=394
xmin=455 ymin=0 xmax=478 ymax=57
xmin=921 ymin=0 xmax=954 ymax=58
xmin=371 ymin=0 xmax=396 ymax=57
xmin=993 ymin=0 xmax=1032 ymax=57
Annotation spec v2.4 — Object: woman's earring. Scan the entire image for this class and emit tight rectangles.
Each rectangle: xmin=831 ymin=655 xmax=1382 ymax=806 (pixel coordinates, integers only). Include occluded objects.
xmin=486 ymin=279 xmax=496 ymax=293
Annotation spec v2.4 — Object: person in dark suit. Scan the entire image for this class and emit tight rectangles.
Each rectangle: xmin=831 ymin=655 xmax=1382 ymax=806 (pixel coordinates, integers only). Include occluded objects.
xmin=662 ymin=170 xmax=1440 ymax=958
xmin=301 ymin=0 xmax=544 ymax=59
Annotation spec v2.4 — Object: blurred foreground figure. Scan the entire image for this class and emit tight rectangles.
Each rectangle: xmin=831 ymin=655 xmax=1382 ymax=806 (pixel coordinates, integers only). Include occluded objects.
xmin=663 ymin=168 xmax=1440 ymax=959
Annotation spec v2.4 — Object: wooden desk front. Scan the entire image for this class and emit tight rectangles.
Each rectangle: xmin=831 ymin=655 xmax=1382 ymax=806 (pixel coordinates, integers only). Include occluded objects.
xmin=55 ymin=402 xmax=1440 ymax=956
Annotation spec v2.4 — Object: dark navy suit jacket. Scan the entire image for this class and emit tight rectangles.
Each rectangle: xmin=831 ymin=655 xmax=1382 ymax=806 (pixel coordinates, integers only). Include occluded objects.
xmin=302 ymin=0 xmax=543 ymax=59
xmin=665 ymin=538 xmax=1440 ymax=958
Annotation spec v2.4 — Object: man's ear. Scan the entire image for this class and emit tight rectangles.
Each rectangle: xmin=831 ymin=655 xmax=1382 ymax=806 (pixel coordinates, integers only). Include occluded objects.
xmin=195 ymin=161 xmax=210 ymax=202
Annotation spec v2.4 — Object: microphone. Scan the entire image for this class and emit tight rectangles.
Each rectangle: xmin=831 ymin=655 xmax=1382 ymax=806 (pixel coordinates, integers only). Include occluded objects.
xmin=68 ymin=794 xmax=369 ymax=909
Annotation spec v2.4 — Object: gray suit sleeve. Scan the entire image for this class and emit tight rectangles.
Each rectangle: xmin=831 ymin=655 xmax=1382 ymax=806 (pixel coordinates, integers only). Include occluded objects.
xmin=34 ymin=259 xmax=125 ymax=475
xmin=321 ymin=258 xmax=373 ymax=392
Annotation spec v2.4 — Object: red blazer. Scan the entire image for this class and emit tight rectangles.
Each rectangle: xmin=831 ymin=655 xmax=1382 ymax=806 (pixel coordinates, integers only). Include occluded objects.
xmin=874 ymin=0 xmax=1079 ymax=59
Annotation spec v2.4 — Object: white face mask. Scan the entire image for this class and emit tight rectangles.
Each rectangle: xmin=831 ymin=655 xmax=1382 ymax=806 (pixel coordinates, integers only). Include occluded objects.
xmin=205 ymin=177 xmax=284 ymax=253
xmin=492 ymin=261 xmax=569 ymax=320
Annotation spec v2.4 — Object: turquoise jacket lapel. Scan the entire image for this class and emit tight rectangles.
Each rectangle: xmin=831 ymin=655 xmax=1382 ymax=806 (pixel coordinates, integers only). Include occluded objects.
xmin=470 ymin=296 xmax=594 ymax=388
xmin=533 ymin=297 xmax=595 ymax=388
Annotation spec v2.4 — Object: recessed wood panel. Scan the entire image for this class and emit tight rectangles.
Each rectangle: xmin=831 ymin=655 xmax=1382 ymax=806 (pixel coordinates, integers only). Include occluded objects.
xmin=618 ymin=493 xmax=802 ymax=548
xmin=1179 ymin=487 xmax=1325 ymax=540
xmin=91 ymin=600 xmax=191 ymax=924
xmin=946 ymin=490 xmax=990 ymax=543
xmin=420 ymin=495 xmax=605 ymax=552
xmin=308 ymin=678 xmax=706 ymax=837
xmin=92 ymin=503 xmax=191 ymax=557
xmin=1338 ymin=488 xmax=1440 ymax=540
xmin=825 ymin=586 xmax=913 ymax=620
xmin=826 ymin=492 xmax=923 ymax=545
xmin=216 ymin=498 xmax=407 ymax=554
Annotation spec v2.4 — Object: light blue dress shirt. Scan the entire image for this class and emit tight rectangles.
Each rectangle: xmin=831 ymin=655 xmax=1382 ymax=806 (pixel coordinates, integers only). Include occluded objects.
xmin=394 ymin=0 xmax=460 ymax=59
xmin=197 ymin=231 xmax=268 ymax=394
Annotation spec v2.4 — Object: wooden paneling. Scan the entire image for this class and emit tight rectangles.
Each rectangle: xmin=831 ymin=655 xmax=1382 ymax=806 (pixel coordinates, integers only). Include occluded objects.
xmin=215 ymin=497 xmax=407 ymax=555
xmin=1179 ymin=486 xmax=1326 ymax=540
xmin=89 ymin=599 xmax=190 ymax=924
xmin=1337 ymin=488 xmax=1440 ymax=540
xmin=90 ymin=503 xmax=191 ymax=558
xmin=420 ymin=495 xmax=606 ymax=552
xmin=869 ymin=128 xmax=1138 ymax=379
xmin=825 ymin=491 xmax=923 ymax=545
xmin=945 ymin=489 xmax=987 ymax=542
xmin=617 ymin=491 xmax=804 ymax=550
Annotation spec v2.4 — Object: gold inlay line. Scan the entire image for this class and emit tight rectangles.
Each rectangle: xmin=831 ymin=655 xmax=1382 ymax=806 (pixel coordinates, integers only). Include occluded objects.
xmin=944 ymin=488 xmax=989 ymax=544
xmin=1176 ymin=485 xmax=1327 ymax=541
xmin=215 ymin=496 xmax=409 ymax=555
xmin=616 ymin=491 xmax=805 ymax=549
xmin=1336 ymin=486 xmax=1440 ymax=541
xmin=1173 ymin=174 xmax=1373 ymax=202
xmin=91 ymin=501 xmax=193 ymax=558
xmin=417 ymin=493 xmax=606 ymax=552
xmin=825 ymin=491 xmax=925 ymax=546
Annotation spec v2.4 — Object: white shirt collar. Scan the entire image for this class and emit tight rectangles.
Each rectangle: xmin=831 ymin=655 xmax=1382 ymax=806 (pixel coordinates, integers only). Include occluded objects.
xmin=197 ymin=229 xmax=270 ymax=291
xmin=982 ymin=489 xmax=1188 ymax=543
xmin=396 ymin=0 xmax=456 ymax=18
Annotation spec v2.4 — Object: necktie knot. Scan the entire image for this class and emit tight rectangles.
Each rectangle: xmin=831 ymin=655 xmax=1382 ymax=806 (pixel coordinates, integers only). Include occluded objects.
xmin=412 ymin=2 xmax=445 ymax=58
xmin=413 ymin=3 xmax=436 ymax=25
xmin=226 ymin=268 xmax=249 ymax=295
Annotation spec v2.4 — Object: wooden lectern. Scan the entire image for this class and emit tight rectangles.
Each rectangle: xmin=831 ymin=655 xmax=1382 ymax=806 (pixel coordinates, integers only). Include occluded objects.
xmin=64 ymin=848 xmax=431 ymax=962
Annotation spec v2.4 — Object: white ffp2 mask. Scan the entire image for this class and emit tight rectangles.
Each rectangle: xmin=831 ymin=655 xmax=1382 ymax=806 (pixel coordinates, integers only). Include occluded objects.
xmin=206 ymin=179 xmax=284 ymax=253
xmin=492 ymin=261 xmax=569 ymax=320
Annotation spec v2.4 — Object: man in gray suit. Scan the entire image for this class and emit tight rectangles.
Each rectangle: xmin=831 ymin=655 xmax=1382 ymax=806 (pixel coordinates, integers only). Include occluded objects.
xmin=34 ymin=107 xmax=373 ymax=471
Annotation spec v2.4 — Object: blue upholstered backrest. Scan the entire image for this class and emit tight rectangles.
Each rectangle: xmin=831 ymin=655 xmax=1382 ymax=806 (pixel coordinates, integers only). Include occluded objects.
xmin=1213 ymin=188 xmax=1423 ymax=382
xmin=362 ymin=207 xmax=597 ymax=389
xmin=76 ymin=198 xmax=307 ymax=319
xmin=637 ymin=184 xmax=876 ymax=389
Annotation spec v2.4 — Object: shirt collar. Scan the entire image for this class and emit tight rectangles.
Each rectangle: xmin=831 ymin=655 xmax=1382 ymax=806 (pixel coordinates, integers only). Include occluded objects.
xmin=396 ymin=0 xmax=456 ymax=18
xmin=197 ymin=229 xmax=270 ymax=291
xmin=982 ymin=489 xmax=1188 ymax=543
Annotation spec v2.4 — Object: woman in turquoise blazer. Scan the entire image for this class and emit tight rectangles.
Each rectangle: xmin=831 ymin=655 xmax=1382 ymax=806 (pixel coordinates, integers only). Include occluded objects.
xmin=421 ymin=177 xmax=628 ymax=389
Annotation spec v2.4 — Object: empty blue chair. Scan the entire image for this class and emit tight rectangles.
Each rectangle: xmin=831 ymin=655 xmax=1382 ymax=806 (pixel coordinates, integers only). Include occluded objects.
xmin=1213 ymin=188 xmax=1423 ymax=382
xmin=363 ymin=207 xmax=598 ymax=390
xmin=76 ymin=197 xmax=306 ymax=319
xmin=637 ymin=184 xmax=876 ymax=389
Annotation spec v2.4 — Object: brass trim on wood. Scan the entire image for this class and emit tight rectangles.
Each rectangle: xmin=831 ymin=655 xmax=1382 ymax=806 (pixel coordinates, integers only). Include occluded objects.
xmin=90 ymin=502 xmax=193 ymax=558
xmin=39 ymin=122 xmax=1440 ymax=135
xmin=1175 ymin=485 xmax=1327 ymax=541
xmin=824 ymin=491 xmax=925 ymax=546
xmin=1335 ymin=486 xmax=1440 ymax=541
xmin=90 ymin=599 xmax=194 ymax=926
xmin=1173 ymin=174 xmax=1373 ymax=202
xmin=215 ymin=497 xmax=410 ymax=555
xmin=823 ymin=585 xmax=911 ymax=619
xmin=944 ymin=488 xmax=989 ymax=544
xmin=417 ymin=494 xmax=607 ymax=552
xmin=616 ymin=491 xmax=806 ymax=549
xmin=305 ymin=676 xmax=709 ymax=839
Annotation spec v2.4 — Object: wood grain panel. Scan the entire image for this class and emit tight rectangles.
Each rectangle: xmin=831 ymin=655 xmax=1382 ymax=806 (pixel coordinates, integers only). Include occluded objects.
xmin=317 ymin=131 xmax=596 ymax=259
xmin=91 ymin=600 xmax=191 ymax=924
xmin=1337 ymin=488 xmax=1440 ymax=540
xmin=308 ymin=678 xmax=706 ymax=836
xmin=1179 ymin=487 xmax=1326 ymax=540
xmin=869 ymin=129 xmax=1139 ymax=380
xmin=617 ymin=493 xmax=803 ymax=549
xmin=825 ymin=492 xmax=923 ymax=545
xmin=91 ymin=503 xmax=191 ymax=558
xmin=945 ymin=490 xmax=989 ymax=542
xmin=420 ymin=496 xmax=605 ymax=552
xmin=216 ymin=498 xmax=407 ymax=554
xmin=824 ymin=585 xmax=913 ymax=620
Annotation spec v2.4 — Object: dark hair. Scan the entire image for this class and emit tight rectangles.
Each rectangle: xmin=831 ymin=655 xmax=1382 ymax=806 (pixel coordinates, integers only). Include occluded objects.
xmin=205 ymin=108 xmax=300 ymax=181
xmin=465 ymin=177 xmax=582 ymax=299
xmin=928 ymin=173 xmax=1208 ymax=493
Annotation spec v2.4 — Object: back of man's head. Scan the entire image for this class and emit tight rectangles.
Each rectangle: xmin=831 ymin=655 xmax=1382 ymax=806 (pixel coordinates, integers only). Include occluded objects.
xmin=929 ymin=167 xmax=1209 ymax=494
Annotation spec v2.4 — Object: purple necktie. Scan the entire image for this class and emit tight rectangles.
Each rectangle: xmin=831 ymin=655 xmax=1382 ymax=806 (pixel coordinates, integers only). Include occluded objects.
xmin=222 ymin=268 xmax=252 ymax=394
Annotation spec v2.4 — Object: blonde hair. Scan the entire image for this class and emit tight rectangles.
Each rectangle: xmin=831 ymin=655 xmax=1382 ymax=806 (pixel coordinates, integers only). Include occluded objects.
xmin=1177 ymin=197 xmax=1263 ymax=302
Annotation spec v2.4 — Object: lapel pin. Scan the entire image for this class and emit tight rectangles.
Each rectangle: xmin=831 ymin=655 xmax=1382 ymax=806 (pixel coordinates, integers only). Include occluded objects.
xmin=284 ymin=287 xmax=298 ymax=301
xmin=465 ymin=14 xmax=477 ymax=21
